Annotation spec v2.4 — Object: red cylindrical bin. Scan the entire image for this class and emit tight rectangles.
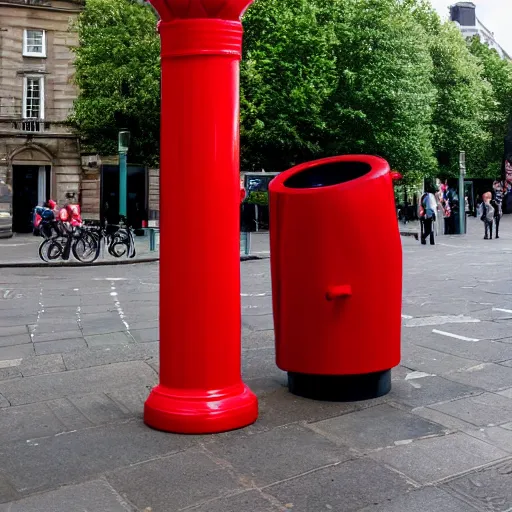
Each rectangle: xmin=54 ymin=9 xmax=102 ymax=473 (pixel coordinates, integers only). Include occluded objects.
xmin=269 ymin=155 xmax=402 ymax=401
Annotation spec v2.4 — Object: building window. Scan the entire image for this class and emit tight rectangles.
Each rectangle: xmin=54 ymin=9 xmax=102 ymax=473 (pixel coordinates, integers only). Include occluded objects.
xmin=23 ymin=76 xmax=44 ymax=120
xmin=23 ymin=30 xmax=46 ymax=58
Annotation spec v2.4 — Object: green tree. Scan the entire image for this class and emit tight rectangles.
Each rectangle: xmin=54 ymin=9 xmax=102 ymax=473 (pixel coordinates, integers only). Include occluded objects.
xmin=71 ymin=0 xmax=160 ymax=165
xmin=468 ymin=36 xmax=512 ymax=177
xmin=321 ymin=0 xmax=437 ymax=183
xmin=240 ymin=0 xmax=337 ymax=172
xmin=424 ymin=19 xmax=490 ymax=177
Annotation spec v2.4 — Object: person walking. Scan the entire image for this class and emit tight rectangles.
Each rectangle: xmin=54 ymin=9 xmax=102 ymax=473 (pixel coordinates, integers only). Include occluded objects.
xmin=419 ymin=188 xmax=437 ymax=245
xmin=490 ymin=196 xmax=502 ymax=239
xmin=479 ymin=192 xmax=495 ymax=240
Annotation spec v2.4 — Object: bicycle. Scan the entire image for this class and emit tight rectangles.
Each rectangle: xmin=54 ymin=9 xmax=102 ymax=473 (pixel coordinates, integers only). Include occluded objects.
xmin=73 ymin=219 xmax=136 ymax=263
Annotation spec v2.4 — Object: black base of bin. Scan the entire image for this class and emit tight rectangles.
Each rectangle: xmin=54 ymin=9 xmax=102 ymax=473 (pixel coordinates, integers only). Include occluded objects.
xmin=287 ymin=369 xmax=391 ymax=402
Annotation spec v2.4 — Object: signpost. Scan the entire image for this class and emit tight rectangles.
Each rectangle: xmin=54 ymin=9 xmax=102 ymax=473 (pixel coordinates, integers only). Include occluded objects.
xmin=459 ymin=151 xmax=466 ymax=235
xmin=118 ymin=130 xmax=130 ymax=220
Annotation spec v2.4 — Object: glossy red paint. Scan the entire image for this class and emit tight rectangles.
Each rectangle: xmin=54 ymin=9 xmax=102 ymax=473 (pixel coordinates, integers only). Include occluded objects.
xmin=269 ymin=155 xmax=402 ymax=377
xmin=144 ymin=0 xmax=258 ymax=434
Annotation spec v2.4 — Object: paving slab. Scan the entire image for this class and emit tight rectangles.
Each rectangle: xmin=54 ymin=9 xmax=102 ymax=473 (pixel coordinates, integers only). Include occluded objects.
xmin=370 ymin=432 xmax=508 ymax=484
xmin=0 ymin=419 xmax=195 ymax=495
xmin=207 ymin=423 xmax=352 ymax=487
xmin=0 ymin=343 xmax=34 ymax=361
xmin=429 ymin=392 xmax=512 ymax=427
xmin=265 ymin=457 xmax=414 ymax=512
xmin=189 ymin=490 xmax=279 ymax=512
xmin=0 ymin=325 xmax=29 ymax=337
xmin=0 ymin=474 xmax=18 ymax=505
xmin=412 ymin=335 xmax=512 ymax=363
xmin=85 ymin=331 xmax=134 ymax=348
xmin=0 ymin=402 xmax=65 ymax=443
xmin=129 ymin=327 xmax=158 ymax=343
xmin=243 ymin=314 xmax=274 ymax=332
xmin=18 ymin=354 xmax=65 ymax=376
xmin=0 ymin=479 xmax=133 ymax=512
xmin=31 ymin=329 xmax=84 ymax=343
xmin=444 ymin=363 xmax=512 ymax=392
xmin=106 ymin=449 xmax=243 ymax=512
xmin=410 ymin=321 xmax=512 ymax=341
xmin=62 ymin=343 xmax=158 ymax=371
xmin=255 ymin=386 xmax=362 ymax=430
xmin=242 ymin=329 xmax=275 ymax=350
xmin=242 ymin=347 xmax=284 ymax=381
xmin=463 ymin=426 xmax=512 ymax=454
xmin=357 ymin=486 xmax=477 ymax=512
xmin=68 ymin=393 xmax=132 ymax=425
xmin=0 ymin=360 xmax=156 ymax=406
xmin=34 ymin=337 xmax=87 ymax=355
xmin=401 ymin=344 xmax=482 ymax=375
xmin=444 ymin=459 xmax=512 ymax=512
xmin=105 ymin=385 xmax=147 ymax=417
xmin=312 ymin=404 xmax=445 ymax=451
xmin=0 ymin=334 xmax=31 ymax=347
xmin=45 ymin=397 xmax=94 ymax=430
xmin=81 ymin=321 xmax=127 ymax=337
xmin=0 ymin=366 xmax=21 ymax=382
xmin=390 ymin=375 xmax=482 ymax=408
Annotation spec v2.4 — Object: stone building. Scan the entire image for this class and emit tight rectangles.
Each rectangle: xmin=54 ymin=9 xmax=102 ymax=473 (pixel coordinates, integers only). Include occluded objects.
xmin=450 ymin=2 xmax=510 ymax=60
xmin=0 ymin=0 xmax=84 ymax=232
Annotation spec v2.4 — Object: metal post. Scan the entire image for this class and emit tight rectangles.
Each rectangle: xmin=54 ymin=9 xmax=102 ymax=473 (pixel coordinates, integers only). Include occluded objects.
xmin=118 ymin=130 xmax=130 ymax=220
xmin=459 ymin=151 xmax=466 ymax=235
xmin=119 ymin=151 xmax=127 ymax=218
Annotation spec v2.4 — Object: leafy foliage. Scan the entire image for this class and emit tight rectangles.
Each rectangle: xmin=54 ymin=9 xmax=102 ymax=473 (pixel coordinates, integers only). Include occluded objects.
xmin=71 ymin=0 xmax=160 ymax=165
xmin=71 ymin=0 xmax=512 ymax=181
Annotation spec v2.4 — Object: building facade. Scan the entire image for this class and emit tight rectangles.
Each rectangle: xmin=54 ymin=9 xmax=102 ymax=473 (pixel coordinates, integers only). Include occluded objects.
xmin=450 ymin=2 xmax=510 ymax=60
xmin=0 ymin=0 xmax=84 ymax=232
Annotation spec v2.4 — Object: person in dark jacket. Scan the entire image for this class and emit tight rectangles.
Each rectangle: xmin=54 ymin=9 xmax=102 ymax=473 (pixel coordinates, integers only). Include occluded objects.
xmin=490 ymin=197 xmax=502 ymax=239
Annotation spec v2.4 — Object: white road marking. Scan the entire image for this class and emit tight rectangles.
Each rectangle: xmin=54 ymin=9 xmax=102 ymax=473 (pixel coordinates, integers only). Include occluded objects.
xmin=93 ymin=277 xmax=127 ymax=281
xmin=0 ymin=358 xmax=22 ymax=368
xmin=241 ymin=293 xmax=268 ymax=297
xmin=405 ymin=371 xmax=435 ymax=380
xmin=30 ymin=287 xmax=44 ymax=339
xmin=110 ymin=282 xmax=130 ymax=332
xmin=432 ymin=329 xmax=480 ymax=342
xmin=493 ymin=308 xmax=512 ymax=314
xmin=401 ymin=314 xmax=413 ymax=319
xmin=405 ymin=315 xmax=480 ymax=327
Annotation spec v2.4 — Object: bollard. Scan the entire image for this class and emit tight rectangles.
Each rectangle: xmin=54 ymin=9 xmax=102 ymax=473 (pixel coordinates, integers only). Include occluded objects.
xmin=144 ymin=0 xmax=258 ymax=434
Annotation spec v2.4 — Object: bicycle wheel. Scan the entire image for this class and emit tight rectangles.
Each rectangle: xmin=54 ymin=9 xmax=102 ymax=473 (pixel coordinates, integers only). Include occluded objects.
xmin=72 ymin=232 xmax=100 ymax=263
xmin=39 ymin=239 xmax=63 ymax=262
xmin=109 ymin=238 xmax=128 ymax=258
xmin=127 ymin=229 xmax=136 ymax=258
xmin=38 ymin=239 xmax=53 ymax=262
xmin=47 ymin=240 xmax=64 ymax=260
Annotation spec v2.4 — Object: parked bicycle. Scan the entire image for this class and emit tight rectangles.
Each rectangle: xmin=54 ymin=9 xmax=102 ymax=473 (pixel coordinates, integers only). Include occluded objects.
xmin=37 ymin=216 xmax=136 ymax=264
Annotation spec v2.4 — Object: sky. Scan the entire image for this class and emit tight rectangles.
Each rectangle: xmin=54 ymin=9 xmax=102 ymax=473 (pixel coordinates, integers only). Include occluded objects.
xmin=429 ymin=0 xmax=511 ymax=54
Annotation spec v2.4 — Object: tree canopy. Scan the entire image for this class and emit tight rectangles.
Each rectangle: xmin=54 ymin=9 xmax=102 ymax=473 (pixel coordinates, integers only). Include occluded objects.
xmin=71 ymin=0 xmax=512 ymax=181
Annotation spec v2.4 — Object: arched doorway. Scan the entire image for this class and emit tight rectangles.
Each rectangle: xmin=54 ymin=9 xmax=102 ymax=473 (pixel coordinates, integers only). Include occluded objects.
xmin=8 ymin=144 xmax=53 ymax=233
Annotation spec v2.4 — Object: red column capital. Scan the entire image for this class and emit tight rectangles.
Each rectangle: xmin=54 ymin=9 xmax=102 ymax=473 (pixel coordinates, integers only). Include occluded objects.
xmin=150 ymin=0 xmax=253 ymax=21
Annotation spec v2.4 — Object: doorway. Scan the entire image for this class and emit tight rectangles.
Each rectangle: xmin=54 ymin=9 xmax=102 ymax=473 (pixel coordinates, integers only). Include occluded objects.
xmin=12 ymin=165 xmax=50 ymax=233
xmin=100 ymin=165 xmax=147 ymax=228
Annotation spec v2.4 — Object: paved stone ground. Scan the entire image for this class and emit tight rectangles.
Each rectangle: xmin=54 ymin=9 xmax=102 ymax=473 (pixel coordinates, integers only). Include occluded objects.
xmin=1 ymin=217 xmax=512 ymax=511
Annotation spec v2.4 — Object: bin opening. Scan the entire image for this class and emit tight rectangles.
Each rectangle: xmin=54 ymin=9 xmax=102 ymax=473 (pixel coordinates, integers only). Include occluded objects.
xmin=284 ymin=161 xmax=372 ymax=189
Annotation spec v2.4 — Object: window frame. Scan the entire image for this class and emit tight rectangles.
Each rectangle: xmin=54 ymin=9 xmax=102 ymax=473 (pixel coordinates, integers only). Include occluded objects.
xmin=22 ymin=29 xmax=47 ymax=58
xmin=22 ymin=75 xmax=45 ymax=120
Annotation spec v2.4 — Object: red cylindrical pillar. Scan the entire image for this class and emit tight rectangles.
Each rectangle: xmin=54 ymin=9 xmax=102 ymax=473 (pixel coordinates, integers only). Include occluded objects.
xmin=144 ymin=0 xmax=258 ymax=434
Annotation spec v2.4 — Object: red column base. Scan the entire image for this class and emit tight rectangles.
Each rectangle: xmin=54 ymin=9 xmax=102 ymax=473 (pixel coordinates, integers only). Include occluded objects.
xmin=144 ymin=382 xmax=258 ymax=434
